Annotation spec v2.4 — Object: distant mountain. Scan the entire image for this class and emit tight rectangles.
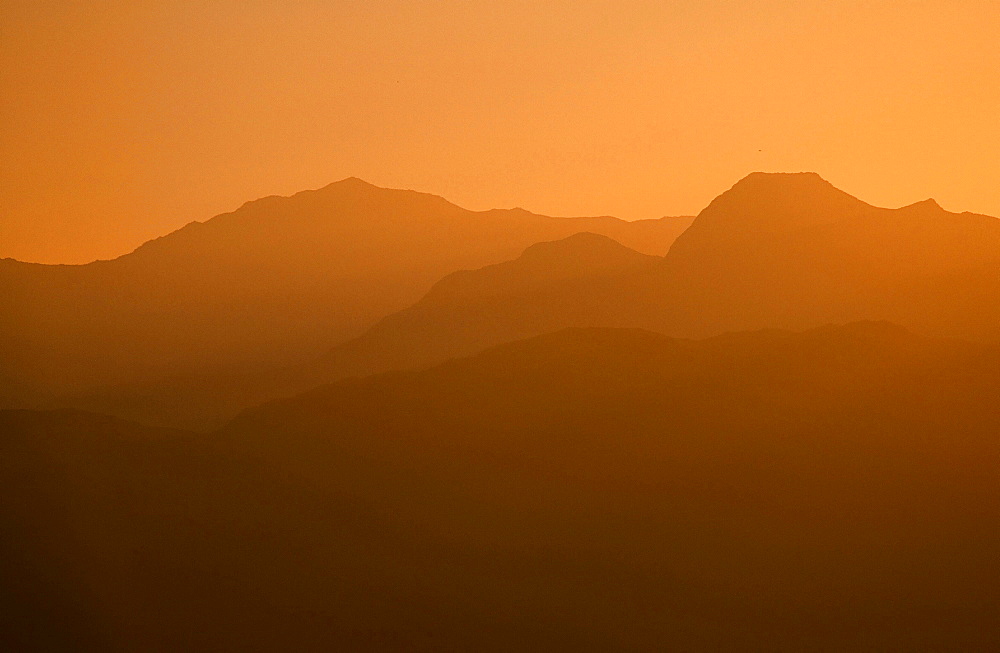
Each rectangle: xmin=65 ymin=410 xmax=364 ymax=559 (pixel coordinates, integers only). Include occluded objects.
xmin=52 ymin=173 xmax=1000 ymax=430
xmin=655 ymin=172 xmax=1000 ymax=337
xmin=320 ymin=172 xmax=1000 ymax=371
xmin=5 ymin=323 xmax=1000 ymax=650
xmin=322 ymin=173 xmax=1000 ymax=376
xmin=310 ymin=231 xmax=659 ymax=380
xmin=55 ymin=232 xmax=662 ymax=430
xmin=0 ymin=178 xmax=693 ymax=398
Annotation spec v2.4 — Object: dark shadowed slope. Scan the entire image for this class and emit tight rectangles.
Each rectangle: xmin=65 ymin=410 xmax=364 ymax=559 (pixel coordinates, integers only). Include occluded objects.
xmin=0 ymin=178 xmax=693 ymax=399
xmin=1 ymin=410 xmax=193 ymax=652
xmin=5 ymin=323 xmax=1000 ymax=651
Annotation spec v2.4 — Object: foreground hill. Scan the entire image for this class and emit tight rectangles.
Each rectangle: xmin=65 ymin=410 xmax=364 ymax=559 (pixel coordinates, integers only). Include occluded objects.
xmin=5 ymin=323 xmax=1000 ymax=650
xmin=0 ymin=178 xmax=692 ymax=399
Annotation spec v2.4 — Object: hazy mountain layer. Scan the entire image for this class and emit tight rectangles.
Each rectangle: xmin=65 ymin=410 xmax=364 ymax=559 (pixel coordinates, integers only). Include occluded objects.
xmin=12 ymin=172 xmax=1000 ymax=430
xmin=5 ymin=323 xmax=1000 ymax=650
xmin=317 ymin=173 xmax=1000 ymax=379
xmin=656 ymin=172 xmax=1000 ymax=338
xmin=0 ymin=178 xmax=693 ymax=399
xmin=57 ymin=232 xmax=659 ymax=430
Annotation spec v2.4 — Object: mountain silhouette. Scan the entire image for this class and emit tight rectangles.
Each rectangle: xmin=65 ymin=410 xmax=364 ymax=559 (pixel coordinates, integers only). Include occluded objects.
xmin=50 ymin=232 xmax=662 ymax=430
xmin=5 ymin=323 xmax=1000 ymax=650
xmin=321 ymin=172 xmax=1000 ymax=367
xmin=657 ymin=172 xmax=1000 ymax=337
xmin=318 ymin=173 xmax=1000 ymax=369
xmin=0 ymin=179 xmax=693 ymax=401
xmin=310 ymin=231 xmax=659 ymax=380
xmin=40 ymin=173 xmax=1000 ymax=430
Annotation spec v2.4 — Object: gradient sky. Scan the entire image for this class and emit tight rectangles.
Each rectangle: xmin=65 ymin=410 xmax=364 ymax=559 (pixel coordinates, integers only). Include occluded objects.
xmin=2 ymin=0 xmax=998 ymax=263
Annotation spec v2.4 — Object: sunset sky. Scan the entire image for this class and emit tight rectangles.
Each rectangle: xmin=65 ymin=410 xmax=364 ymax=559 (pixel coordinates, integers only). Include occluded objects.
xmin=2 ymin=0 xmax=998 ymax=264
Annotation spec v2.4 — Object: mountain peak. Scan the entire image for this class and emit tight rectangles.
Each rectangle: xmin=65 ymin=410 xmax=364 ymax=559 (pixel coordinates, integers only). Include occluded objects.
xmin=682 ymin=172 xmax=869 ymax=235
xmin=315 ymin=176 xmax=381 ymax=193
xmin=718 ymin=172 xmax=864 ymax=209
xmin=298 ymin=176 xmax=463 ymax=213
xmin=901 ymin=198 xmax=943 ymax=211
xmin=738 ymin=170 xmax=827 ymax=182
xmin=729 ymin=171 xmax=837 ymax=194
xmin=521 ymin=231 xmax=633 ymax=255
xmin=418 ymin=232 xmax=655 ymax=306
xmin=335 ymin=176 xmax=377 ymax=187
xmin=515 ymin=232 xmax=656 ymax=270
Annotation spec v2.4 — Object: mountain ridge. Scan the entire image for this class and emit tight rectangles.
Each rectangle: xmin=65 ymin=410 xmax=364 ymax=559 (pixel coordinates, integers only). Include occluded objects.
xmin=7 ymin=177 xmax=690 ymax=267
xmin=1 ymin=178 xmax=694 ymax=399
xmin=31 ymin=173 xmax=1000 ymax=430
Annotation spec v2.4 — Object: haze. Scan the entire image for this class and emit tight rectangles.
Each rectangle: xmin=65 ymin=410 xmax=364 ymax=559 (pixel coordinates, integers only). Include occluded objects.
xmin=5 ymin=4 xmax=1000 ymax=644
xmin=2 ymin=0 xmax=998 ymax=263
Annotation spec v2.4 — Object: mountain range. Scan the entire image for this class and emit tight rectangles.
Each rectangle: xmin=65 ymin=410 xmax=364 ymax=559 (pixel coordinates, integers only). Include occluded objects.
xmin=42 ymin=172 xmax=1000 ymax=430
xmin=5 ymin=171 xmax=1000 ymax=650
xmin=1 ymin=178 xmax=693 ymax=401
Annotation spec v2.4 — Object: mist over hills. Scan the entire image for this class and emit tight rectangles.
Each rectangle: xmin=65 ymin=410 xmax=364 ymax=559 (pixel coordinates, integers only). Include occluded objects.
xmin=24 ymin=172 xmax=1000 ymax=430
xmin=0 ymin=178 xmax=692 ymax=400
xmin=312 ymin=232 xmax=660 ymax=382
xmin=345 ymin=172 xmax=1000 ymax=356
xmin=5 ymin=323 xmax=1000 ymax=650
xmin=48 ymin=232 xmax=659 ymax=430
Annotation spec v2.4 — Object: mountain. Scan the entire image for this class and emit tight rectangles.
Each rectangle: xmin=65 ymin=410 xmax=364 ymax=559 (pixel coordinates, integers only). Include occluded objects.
xmin=305 ymin=173 xmax=1000 ymax=377
xmin=309 ymin=231 xmax=659 ymax=380
xmin=0 ymin=178 xmax=694 ymax=399
xmin=52 ymin=173 xmax=1000 ymax=431
xmin=54 ymin=232 xmax=662 ymax=430
xmin=5 ymin=323 xmax=1000 ymax=650
xmin=315 ymin=172 xmax=1000 ymax=373
xmin=656 ymin=172 xmax=1000 ymax=338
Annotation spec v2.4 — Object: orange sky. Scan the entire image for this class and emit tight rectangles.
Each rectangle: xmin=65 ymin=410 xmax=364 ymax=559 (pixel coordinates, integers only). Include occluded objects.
xmin=2 ymin=0 xmax=998 ymax=264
